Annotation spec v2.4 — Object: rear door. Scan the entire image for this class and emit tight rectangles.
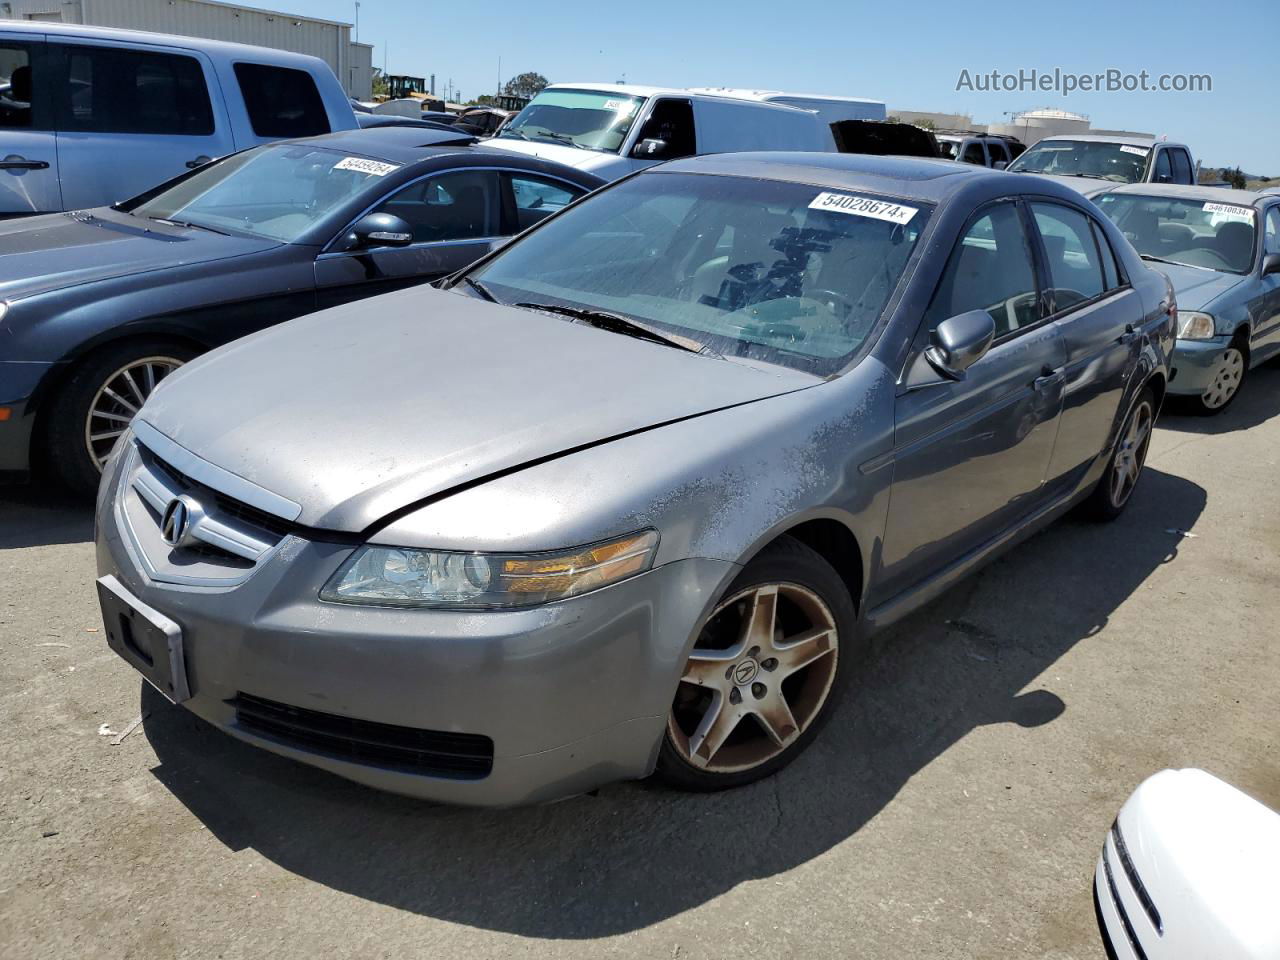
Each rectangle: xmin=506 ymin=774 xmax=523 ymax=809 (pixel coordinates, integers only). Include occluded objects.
xmin=880 ymin=200 xmax=1067 ymax=600
xmin=51 ymin=40 xmax=235 ymax=209
xmin=503 ymin=171 xmax=587 ymax=233
xmin=1031 ymin=200 xmax=1144 ymax=492
xmin=1255 ymin=206 xmax=1280 ymax=358
xmin=0 ymin=33 xmax=61 ymax=214
xmin=314 ymin=167 xmax=502 ymax=309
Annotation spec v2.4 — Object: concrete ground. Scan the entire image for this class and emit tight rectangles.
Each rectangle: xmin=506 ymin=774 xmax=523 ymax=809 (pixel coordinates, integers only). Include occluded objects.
xmin=2 ymin=366 xmax=1278 ymax=960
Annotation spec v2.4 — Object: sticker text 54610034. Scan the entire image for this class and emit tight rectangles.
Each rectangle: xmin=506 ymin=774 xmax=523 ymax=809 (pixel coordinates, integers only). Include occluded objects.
xmin=808 ymin=192 xmax=918 ymax=225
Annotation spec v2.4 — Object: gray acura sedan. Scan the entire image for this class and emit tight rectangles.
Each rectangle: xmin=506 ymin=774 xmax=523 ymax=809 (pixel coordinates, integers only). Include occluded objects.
xmin=94 ymin=154 xmax=1175 ymax=805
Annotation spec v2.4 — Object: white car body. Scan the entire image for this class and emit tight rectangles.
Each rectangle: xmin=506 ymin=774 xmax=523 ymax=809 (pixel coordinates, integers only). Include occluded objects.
xmin=1095 ymin=769 xmax=1280 ymax=959
xmin=487 ymin=83 xmax=830 ymax=182
xmin=686 ymin=87 xmax=886 ymax=126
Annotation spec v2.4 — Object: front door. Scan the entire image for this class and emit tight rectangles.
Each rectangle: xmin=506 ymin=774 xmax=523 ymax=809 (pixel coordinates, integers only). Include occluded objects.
xmin=0 ymin=35 xmax=61 ymax=214
xmin=878 ymin=200 xmax=1067 ymax=602
xmin=51 ymin=40 xmax=235 ymax=210
xmin=315 ymin=168 xmax=503 ymax=310
xmin=1255 ymin=207 xmax=1280 ymax=360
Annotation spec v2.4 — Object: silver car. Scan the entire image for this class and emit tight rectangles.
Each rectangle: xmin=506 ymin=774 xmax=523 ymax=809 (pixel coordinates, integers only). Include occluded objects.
xmin=1095 ymin=184 xmax=1280 ymax=413
xmin=94 ymin=154 xmax=1175 ymax=806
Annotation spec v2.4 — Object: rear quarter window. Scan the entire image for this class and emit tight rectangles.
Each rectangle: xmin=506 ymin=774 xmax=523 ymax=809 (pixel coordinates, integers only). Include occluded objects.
xmin=233 ymin=62 xmax=329 ymax=138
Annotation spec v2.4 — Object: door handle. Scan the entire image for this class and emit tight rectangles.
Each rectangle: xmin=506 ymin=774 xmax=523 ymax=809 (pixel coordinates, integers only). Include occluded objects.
xmin=0 ymin=155 xmax=50 ymax=170
xmin=185 ymin=155 xmax=212 ymax=169
xmin=1117 ymin=323 xmax=1139 ymax=345
xmin=1033 ymin=365 xmax=1064 ymax=391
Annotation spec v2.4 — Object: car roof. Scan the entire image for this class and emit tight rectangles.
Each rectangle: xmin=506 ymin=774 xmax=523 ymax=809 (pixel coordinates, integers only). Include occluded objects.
xmin=656 ymin=151 xmax=1003 ymax=203
xmin=1039 ymin=133 xmax=1186 ymax=149
xmin=1 ymin=19 xmax=330 ymax=70
xmin=1099 ymin=182 xmax=1277 ymax=209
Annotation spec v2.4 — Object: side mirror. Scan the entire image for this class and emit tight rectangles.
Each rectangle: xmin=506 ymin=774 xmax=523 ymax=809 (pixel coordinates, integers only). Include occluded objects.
xmin=993 ymin=160 xmax=1007 ymax=171
xmin=1263 ymin=253 xmax=1280 ymax=276
xmin=925 ymin=310 xmax=996 ymax=380
xmin=631 ymin=137 xmax=668 ymax=159
xmin=351 ymin=212 xmax=413 ymax=249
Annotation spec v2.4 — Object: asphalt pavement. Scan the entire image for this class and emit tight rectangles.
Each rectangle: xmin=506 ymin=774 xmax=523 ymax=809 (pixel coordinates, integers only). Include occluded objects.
xmin=2 ymin=365 xmax=1278 ymax=959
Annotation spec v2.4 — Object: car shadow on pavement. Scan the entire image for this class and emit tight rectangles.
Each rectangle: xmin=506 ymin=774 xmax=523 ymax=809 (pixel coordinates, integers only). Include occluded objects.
xmin=0 ymin=485 xmax=93 ymax=549
xmin=1158 ymin=360 xmax=1280 ymax=435
xmin=140 ymin=466 xmax=1205 ymax=939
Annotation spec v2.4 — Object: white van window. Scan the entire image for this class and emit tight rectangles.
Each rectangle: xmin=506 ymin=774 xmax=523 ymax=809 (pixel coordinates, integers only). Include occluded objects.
xmin=234 ymin=62 xmax=329 ymax=138
xmin=0 ymin=44 xmax=39 ymax=129
xmin=500 ymin=89 xmax=644 ymax=153
xmin=56 ymin=44 xmax=214 ymax=136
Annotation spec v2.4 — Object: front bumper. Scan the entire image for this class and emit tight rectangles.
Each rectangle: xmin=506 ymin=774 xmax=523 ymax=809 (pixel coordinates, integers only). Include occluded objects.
xmin=95 ymin=474 xmax=735 ymax=806
xmin=1167 ymin=336 xmax=1232 ymax=397
xmin=0 ymin=360 xmax=56 ymax=477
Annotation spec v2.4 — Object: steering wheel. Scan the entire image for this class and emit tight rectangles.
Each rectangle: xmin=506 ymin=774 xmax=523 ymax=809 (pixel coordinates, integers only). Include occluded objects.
xmin=1005 ymin=292 xmax=1039 ymax=331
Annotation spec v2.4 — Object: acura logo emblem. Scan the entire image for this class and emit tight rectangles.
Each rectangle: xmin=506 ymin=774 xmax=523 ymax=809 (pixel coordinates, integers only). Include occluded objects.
xmin=160 ymin=496 xmax=195 ymax=547
xmin=732 ymin=659 xmax=760 ymax=686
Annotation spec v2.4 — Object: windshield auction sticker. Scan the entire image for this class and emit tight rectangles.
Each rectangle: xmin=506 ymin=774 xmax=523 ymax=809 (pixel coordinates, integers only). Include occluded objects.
xmin=809 ymin=192 xmax=918 ymax=224
xmin=1119 ymin=145 xmax=1150 ymax=156
xmin=1203 ymin=202 xmax=1255 ymax=223
xmin=333 ymin=156 xmax=400 ymax=177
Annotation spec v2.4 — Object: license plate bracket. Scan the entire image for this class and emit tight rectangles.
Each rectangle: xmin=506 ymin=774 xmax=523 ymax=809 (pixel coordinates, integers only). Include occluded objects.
xmin=97 ymin=575 xmax=190 ymax=704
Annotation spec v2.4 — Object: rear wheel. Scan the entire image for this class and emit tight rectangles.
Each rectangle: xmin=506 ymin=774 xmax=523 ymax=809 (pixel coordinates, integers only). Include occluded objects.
xmin=44 ymin=340 xmax=195 ymax=497
xmin=1084 ymin=387 xmax=1155 ymax=522
xmin=656 ymin=537 xmax=857 ymax=791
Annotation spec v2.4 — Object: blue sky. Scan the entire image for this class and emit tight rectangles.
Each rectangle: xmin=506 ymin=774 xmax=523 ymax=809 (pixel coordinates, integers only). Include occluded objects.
xmin=263 ymin=0 xmax=1274 ymax=175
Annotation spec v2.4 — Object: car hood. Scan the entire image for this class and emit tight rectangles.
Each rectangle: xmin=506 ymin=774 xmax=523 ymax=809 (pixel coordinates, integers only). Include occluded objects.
xmin=1154 ymin=262 xmax=1247 ymax=312
xmin=137 ymin=286 xmax=819 ymax=532
xmin=0 ymin=208 xmax=280 ymax=301
xmin=1013 ymin=172 xmax=1117 ymax=198
xmin=487 ymin=137 xmax=631 ymax=175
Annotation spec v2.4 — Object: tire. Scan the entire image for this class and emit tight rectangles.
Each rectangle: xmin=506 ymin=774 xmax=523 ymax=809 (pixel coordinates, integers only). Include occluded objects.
xmin=43 ymin=339 xmax=196 ymax=497
xmin=1191 ymin=339 xmax=1248 ymax=416
xmin=1083 ymin=386 xmax=1156 ymax=522
xmin=656 ymin=535 xmax=859 ymax=792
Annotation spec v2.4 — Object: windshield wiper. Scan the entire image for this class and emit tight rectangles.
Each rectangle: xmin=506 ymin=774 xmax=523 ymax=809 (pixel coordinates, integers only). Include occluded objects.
xmin=146 ymin=215 xmax=230 ymax=236
xmin=1140 ymin=254 xmax=1215 ymax=271
xmin=459 ymin=275 xmax=498 ymax=302
xmin=514 ymin=302 xmax=719 ymax=356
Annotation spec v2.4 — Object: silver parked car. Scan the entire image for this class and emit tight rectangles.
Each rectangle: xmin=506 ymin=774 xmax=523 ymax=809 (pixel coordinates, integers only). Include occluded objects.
xmin=94 ymin=154 xmax=1175 ymax=806
xmin=1095 ymin=184 xmax=1280 ymax=413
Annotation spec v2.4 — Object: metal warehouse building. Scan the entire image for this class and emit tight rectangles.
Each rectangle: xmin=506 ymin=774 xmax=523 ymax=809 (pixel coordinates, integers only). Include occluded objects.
xmin=0 ymin=0 xmax=374 ymax=98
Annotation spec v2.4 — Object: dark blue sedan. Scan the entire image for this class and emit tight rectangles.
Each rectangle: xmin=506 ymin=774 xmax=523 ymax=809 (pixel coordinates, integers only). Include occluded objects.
xmin=0 ymin=127 xmax=603 ymax=493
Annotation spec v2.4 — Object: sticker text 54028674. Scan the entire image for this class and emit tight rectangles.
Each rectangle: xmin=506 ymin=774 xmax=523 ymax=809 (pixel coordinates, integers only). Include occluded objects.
xmin=808 ymin=192 xmax=918 ymax=225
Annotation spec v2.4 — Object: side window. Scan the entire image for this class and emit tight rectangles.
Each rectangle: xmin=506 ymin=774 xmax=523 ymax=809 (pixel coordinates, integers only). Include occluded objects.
xmin=233 ymin=62 xmax=329 ymax=138
xmin=926 ymin=201 xmax=1042 ymax=337
xmin=1265 ymin=208 xmax=1280 ymax=256
xmin=372 ymin=169 xmax=499 ymax=244
xmin=1171 ymin=149 xmax=1193 ymax=185
xmin=1092 ymin=220 xmax=1122 ymax=289
xmin=55 ymin=44 xmax=213 ymax=135
xmin=1031 ymin=202 xmax=1106 ymax=310
xmin=635 ymin=98 xmax=696 ymax=159
xmin=988 ymin=141 xmax=1010 ymax=165
xmin=0 ymin=42 xmax=44 ymax=130
xmin=961 ymin=140 xmax=986 ymax=165
xmin=1153 ymin=149 xmax=1173 ymax=183
xmin=507 ymin=174 xmax=581 ymax=232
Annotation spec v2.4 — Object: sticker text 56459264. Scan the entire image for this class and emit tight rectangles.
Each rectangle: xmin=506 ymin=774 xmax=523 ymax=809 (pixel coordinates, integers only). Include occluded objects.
xmin=334 ymin=156 xmax=400 ymax=177
xmin=808 ymin=192 xmax=918 ymax=225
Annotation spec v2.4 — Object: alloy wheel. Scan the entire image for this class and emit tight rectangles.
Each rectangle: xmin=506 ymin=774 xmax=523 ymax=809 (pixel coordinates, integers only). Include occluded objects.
xmin=84 ymin=356 xmax=184 ymax=470
xmin=1109 ymin=398 xmax=1154 ymax=509
xmin=1201 ymin=348 xmax=1245 ymax=410
xmin=667 ymin=582 xmax=839 ymax=773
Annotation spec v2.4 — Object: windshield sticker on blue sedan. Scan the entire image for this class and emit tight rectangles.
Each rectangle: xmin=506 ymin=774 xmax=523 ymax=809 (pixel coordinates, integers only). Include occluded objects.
xmin=809 ymin=192 xmax=918 ymax=225
xmin=333 ymin=156 xmax=400 ymax=177
xmin=1203 ymin=202 xmax=1254 ymax=223
xmin=1119 ymin=145 xmax=1150 ymax=156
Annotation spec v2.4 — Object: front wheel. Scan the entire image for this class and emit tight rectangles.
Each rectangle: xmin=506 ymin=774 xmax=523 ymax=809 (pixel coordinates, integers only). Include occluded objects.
xmin=44 ymin=340 xmax=196 ymax=497
xmin=656 ymin=536 xmax=858 ymax=791
xmin=1193 ymin=343 xmax=1247 ymax=415
xmin=1083 ymin=387 xmax=1155 ymax=522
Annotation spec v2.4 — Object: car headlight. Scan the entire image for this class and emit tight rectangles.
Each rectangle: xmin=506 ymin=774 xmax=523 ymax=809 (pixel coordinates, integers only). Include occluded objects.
xmin=320 ymin=529 xmax=660 ymax=608
xmin=1176 ymin=311 xmax=1216 ymax=340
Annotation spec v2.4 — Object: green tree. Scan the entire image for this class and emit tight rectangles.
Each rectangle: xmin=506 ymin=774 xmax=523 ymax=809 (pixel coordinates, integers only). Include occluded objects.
xmin=466 ymin=94 xmax=497 ymax=107
xmin=370 ymin=67 xmax=388 ymax=98
xmin=914 ymin=117 xmax=936 ymax=130
xmin=1224 ymin=166 xmax=1247 ymax=190
xmin=503 ymin=72 xmax=549 ymax=100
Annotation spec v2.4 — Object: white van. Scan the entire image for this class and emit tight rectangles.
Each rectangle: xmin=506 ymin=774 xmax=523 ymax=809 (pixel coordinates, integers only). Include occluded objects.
xmin=686 ymin=88 xmax=886 ymax=127
xmin=0 ymin=21 xmax=356 ymax=215
xmin=488 ymin=83 xmax=830 ymax=181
